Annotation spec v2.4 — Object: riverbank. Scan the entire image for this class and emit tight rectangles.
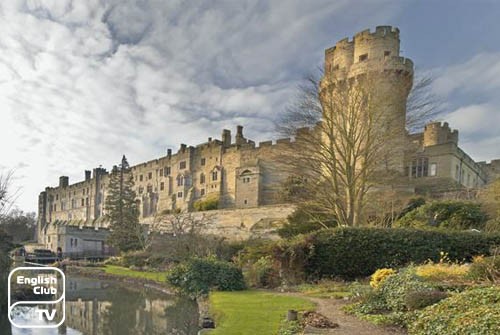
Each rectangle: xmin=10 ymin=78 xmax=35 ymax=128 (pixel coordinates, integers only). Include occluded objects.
xmin=66 ymin=265 xmax=174 ymax=295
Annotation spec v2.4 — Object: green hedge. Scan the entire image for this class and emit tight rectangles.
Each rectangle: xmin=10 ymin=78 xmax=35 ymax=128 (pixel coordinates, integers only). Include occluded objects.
xmin=277 ymin=228 xmax=500 ymax=280
xmin=166 ymin=258 xmax=245 ymax=296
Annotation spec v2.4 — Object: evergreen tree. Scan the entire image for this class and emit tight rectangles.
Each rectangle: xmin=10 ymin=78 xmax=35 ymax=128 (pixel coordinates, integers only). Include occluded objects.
xmin=105 ymin=155 xmax=144 ymax=252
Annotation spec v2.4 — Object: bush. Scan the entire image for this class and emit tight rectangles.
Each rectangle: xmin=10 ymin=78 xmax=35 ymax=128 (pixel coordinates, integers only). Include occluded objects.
xmin=277 ymin=204 xmax=337 ymax=238
xmin=409 ymin=287 xmax=500 ymax=334
xmin=468 ymin=255 xmax=500 ymax=283
xmin=122 ymin=250 xmax=149 ymax=268
xmin=370 ymin=268 xmax=395 ymax=288
xmin=415 ymin=260 xmax=469 ymax=283
xmin=193 ymin=195 xmax=219 ymax=211
xmin=395 ymin=201 xmax=488 ymax=230
xmin=302 ymin=228 xmax=500 ymax=279
xmin=244 ymin=256 xmax=280 ymax=288
xmin=378 ymin=268 xmax=433 ymax=312
xmin=166 ymin=258 xmax=245 ymax=296
xmin=404 ymin=290 xmax=448 ymax=311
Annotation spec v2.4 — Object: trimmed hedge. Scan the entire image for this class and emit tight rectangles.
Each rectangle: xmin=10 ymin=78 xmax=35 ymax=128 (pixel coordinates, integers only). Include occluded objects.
xmin=276 ymin=228 xmax=500 ymax=280
xmin=166 ymin=258 xmax=245 ymax=296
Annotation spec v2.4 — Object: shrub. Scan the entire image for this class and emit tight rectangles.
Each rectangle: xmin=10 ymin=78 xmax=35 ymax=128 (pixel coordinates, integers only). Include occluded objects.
xmin=370 ymin=268 xmax=396 ymax=288
xmin=193 ymin=195 xmax=219 ymax=211
xmin=166 ymin=258 xmax=245 ymax=296
xmin=404 ymin=290 xmax=448 ymax=311
xmin=409 ymin=287 xmax=500 ymax=334
xmin=468 ymin=254 xmax=500 ymax=283
xmin=277 ymin=204 xmax=337 ymax=238
xmin=395 ymin=201 xmax=488 ymax=230
xmin=415 ymin=258 xmax=469 ymax=283
xmin=122 ymin=250 xmax=149 ymax=268
xmin=244 ymin=256 xmax=280 ymax=288
xmin=378 ymin=268 xmax=433 ymax=312
xmin=302 ymin=228 xmax=500 ymax=279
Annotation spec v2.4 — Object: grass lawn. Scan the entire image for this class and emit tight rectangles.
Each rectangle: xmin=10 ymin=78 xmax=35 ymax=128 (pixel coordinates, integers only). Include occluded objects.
xmin=209 ymin=290 xmax=315 ymax=335
xmin=103 ymin=265 xmax=169 ymax=283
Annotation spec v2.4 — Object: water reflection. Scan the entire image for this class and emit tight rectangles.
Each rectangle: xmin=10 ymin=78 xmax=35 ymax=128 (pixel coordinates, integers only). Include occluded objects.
xmin=3 ymin=277 xmax=199 ymax=335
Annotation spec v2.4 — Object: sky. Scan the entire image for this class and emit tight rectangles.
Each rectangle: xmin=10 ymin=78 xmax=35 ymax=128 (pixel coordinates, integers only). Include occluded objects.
xmin=1 ymin=0 xmax=499 ymax=213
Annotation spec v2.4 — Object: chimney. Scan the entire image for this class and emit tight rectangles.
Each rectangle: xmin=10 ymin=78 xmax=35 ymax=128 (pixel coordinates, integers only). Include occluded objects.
xmin=208 ymin=137 xmax=212 ymax=142
xmin=167 ymin=148 xmax=172 ymax=157
xmin=235 ymin=125 xmax=244 ymax=145
xmin=59 ymin=176 xmax=69 ymax=188
xmin=180 ymin=144 xmax=187 ymax=152
xmin=85 ymin=170 xmax=91 ymax=181
xmin=222 ymin=129 xmax=231 ymax=147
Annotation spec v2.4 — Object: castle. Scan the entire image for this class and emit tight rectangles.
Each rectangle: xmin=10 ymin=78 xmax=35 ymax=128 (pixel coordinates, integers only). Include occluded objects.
xmin=37 ymin=26 xmax=500 ymax=253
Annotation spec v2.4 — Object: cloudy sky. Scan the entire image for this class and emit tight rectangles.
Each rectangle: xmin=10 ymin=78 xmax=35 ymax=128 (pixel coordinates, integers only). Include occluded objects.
xmin=1 ymin=0 xmax=499 ymax=212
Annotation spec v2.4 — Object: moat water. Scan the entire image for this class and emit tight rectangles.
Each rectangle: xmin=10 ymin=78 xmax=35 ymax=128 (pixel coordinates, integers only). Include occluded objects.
xmin=2 ymin=275 xmax=200 ymax=335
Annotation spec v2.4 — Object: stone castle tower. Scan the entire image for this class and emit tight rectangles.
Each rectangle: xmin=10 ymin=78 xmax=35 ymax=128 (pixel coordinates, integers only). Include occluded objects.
xmin=320 ymin=26 xmax=414 ymax=172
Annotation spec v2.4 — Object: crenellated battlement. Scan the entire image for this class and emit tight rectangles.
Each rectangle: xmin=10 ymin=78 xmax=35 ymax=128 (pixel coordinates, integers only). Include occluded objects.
xmin=423 ymin=121 xmax=459 ymax=147
xmin=324 ymin=25 xmax=411 ymax=79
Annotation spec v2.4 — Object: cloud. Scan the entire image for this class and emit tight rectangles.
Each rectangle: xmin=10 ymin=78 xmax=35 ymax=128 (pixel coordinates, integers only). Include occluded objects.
xmin=0 ymin=0 xmax=402 ymax=212
xmin=434 ymin=52 xmax=500 ymax=162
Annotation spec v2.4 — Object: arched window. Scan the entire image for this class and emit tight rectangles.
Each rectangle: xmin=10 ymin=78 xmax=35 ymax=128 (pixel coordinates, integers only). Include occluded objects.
xmin=212 ymin=171 xmax=218 ymax=181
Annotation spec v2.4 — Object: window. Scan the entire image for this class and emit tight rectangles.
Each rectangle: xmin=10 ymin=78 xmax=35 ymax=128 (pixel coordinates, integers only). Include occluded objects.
xmin=56 ymin=194 xmax=59 ymax=201
xmin=138 ymin=186 xmax=144 ymax=194
xmin=177 ymin=192 xmax=183 ymax=198
xmin=201 ymin=189 xmax=205 ymax=196
xmin=164 ymin=167 xmax=171 ymax=176
xmin=359 ymin=53 xmax=368 ymax=62
xmin=411 ymin=157 xmax=429 ymax=178
xmin=200 ymin=173 xmax=205 ymax=184
xmin=201 ymin=158 xmax=206 ymax=166
xmin=140 ymin=175 xmax=143 ymax=182
xmin=148 ymin=172 xmax=152 ymax=180
xmin=81 ymin=199 xmax=84 ymax=207
xmin=147 ymin=185 xmax=153 ymax=193
xmin=86 ymin=198 xmax=89 ymax=206
xmin=177 ymin=175 xmax=184 ymax=186
xmin=70 ymin=238 xmax=73 ymax=247
xmin=159 ymin=169 xmax=163 ymax=177
xmin=179 ymin=161 xmax=186 ymax=169
xmin=212 ymin=171 xmax=218 ymax=181
xmin=455 ymin=165 xmax=460 ymax=180
xmin=160 ymin=182 xmax=165 ymax=191
xmin=430 ymin=163 xmax=437 ymax=176
xmin=243 ymin=177 xmax=250 ymax=183
xmin=48 ymin=236 xmax=51 ymax=243
xmin=54 ymin=204 xmax=57 ymax=211
xmin=244 ymin=200 xmax=248 ymax=205
xmin=384 ymin=51 xmax=391 ymax=57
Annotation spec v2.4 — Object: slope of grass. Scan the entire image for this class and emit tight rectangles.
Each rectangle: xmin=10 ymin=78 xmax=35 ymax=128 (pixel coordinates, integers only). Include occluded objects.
xmin=103 ymin=265 xmax=168 ymax=283
xmin=209 ymin=290 xmax=315 ymax=335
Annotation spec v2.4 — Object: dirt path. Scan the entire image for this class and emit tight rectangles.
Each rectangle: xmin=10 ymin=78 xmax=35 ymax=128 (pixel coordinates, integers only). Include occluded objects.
xmin=292 ymin=295 xmax=407 ymax=335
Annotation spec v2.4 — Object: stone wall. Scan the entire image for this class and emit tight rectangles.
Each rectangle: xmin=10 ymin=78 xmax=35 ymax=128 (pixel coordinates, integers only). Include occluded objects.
xmin=148 ymin=204 xmax=296 ymax=241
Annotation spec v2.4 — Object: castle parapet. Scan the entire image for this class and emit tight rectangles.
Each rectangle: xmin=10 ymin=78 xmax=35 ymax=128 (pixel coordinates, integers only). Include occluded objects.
xmin=423 ymin=121 xmax=459 ymax=147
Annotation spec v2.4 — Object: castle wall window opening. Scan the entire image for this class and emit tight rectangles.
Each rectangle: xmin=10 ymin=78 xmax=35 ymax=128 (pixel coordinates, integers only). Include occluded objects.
xmin=212 ymin=171 xmax=218 ymax=181
xmin=201 ymin=158 xmax=206 ymax=166
xmin=177 ymin=192 xmax=183 ymax=198
xmin=164 ymin=167 xmax=171 ymax=176
xmin=200 ymin=173 xmax=205 ymax=184
xmin=359 ymin=54 xmax=368 ymax=62
xmin=179 ymin=161 xmax=186 ymax=169
xmin=148 ymin=172 xmax=152 ymax=180
xmin=160 ymin=182 xmax=165 ymax=191
xmin=411 ymin=157 xmax=429 ymax=178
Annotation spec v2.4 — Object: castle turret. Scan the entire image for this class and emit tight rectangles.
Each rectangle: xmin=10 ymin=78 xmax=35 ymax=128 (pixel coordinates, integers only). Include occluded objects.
xmin=423 ymin=122 xmax=459 ymax=147
xmin=320 ymin=26 xmax=414 ymax=173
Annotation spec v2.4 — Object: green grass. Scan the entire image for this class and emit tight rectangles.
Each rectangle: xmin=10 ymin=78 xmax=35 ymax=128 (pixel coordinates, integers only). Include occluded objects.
xmin=103 ymin=265 xmax=168 ymax=283
xmin=209 ymin=290 xmax=315 ymax=335
xmin=293 ymin=280 xmax=359 ymax=299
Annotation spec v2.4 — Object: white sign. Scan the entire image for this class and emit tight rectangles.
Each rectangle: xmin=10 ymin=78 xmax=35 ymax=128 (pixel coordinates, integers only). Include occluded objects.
xmin=8 ymin=267 xmax=66 ymax=328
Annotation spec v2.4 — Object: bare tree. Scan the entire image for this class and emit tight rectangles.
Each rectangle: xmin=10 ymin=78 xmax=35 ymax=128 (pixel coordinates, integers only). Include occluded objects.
xmin=276 ymin=69 xmax=441 ymax=227
xmin=0 ymin=170 xmax=18 ymax=219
